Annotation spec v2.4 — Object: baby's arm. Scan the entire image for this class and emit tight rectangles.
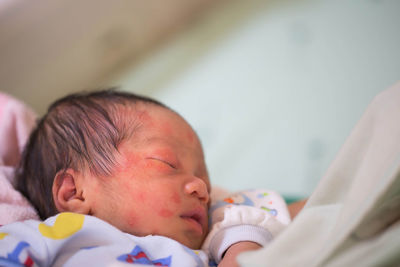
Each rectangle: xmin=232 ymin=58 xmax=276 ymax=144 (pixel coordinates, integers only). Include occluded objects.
xmin=202 ymin=189 xmax=291 ymax=265
xmin=288 ymin=198 xmax=308 ymax=219
xmin=218 ymin=241 xmax=261 ymax=267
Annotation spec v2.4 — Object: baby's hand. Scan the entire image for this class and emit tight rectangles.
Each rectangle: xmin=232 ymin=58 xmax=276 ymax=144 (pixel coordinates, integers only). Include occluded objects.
xmin=202 ymin=189 xmax=291 ymax=264
xmin=218 ymin=241 xmax=262 ymax=267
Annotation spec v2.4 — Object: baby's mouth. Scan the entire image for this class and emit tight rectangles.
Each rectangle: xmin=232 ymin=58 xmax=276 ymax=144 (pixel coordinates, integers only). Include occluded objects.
xmin=180 ymin=208 xmax=206 ymax=233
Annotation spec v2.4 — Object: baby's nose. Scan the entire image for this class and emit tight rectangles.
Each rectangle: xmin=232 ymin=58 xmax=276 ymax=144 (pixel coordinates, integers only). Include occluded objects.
xmin=184 ymin=177 xmax=209 ymax=204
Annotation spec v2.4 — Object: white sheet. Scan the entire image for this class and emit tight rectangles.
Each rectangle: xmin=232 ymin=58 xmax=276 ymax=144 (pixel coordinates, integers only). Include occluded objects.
xmin=239 ymin=82 xmax=400 ymax=266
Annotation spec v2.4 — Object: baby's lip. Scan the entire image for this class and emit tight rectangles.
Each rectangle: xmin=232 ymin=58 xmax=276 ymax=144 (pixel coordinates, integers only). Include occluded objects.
xmin=180 ymin=207 xmax=207 ymax=231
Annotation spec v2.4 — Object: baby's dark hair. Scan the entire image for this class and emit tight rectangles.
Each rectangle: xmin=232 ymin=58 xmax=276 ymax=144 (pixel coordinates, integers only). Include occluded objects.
xmin=16 ymin=89 xmax=167 ymax=219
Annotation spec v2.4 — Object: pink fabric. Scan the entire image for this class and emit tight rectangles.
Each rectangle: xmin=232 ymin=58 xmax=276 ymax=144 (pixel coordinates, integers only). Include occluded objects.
xmin=0 ymin=92 xmax=39 ymax=225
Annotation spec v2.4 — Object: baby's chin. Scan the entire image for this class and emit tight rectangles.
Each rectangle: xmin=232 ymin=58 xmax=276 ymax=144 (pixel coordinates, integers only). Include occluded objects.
xmin=176 ymin=232 xmax=206 ymax=250
xmin=179 ymin=239 xmax=202 ymax=250
xmin=115 ymin=220 xmax=207 ymax=249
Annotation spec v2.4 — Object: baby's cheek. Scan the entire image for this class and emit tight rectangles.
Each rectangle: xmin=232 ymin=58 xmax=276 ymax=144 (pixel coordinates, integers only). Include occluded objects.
xmin=126 ymin=212 xmax=139 ymax=227
xmin=122 ymin=194 xmax=144 ymax=227
xmin=149 ymin=192 xmax=180 ymax=218
xmin=158 ymin=209 xmax=174 ymax=217
xmin=158 ymin=193 xmax=181 ymax=217
xmin=171 ymin=192 xmax=181 ymax=204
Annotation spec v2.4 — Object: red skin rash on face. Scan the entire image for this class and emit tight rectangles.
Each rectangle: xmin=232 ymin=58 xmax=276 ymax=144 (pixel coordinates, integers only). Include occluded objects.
xmin=143 ymin=159 xmax=171 ymax=172
xmin=131 ymin=192 xmax=146 ymax=202
xmin=147 ymin=191 xmax=177 ymax=218
xmin=160 ymin=121 xmax=173 ymax=136
xmin=186 ymin=130 xmax=195 ymax=144
xmin=119 ymin=149 xmax=169 ymax=174
xmin=137 ymin=110 xmax=154 ymax=127
xmin=171 ymin=193 xmax=181 ymax=204
xmin=149 ymin=148 xmax=176 ymax=162
xmin=127 ymin=212 xmax=138 ymax=227
xmin=159 ymin=209 xmax=174 ymax=218
xmin=116 ymin=149 xmax=142 ymax=174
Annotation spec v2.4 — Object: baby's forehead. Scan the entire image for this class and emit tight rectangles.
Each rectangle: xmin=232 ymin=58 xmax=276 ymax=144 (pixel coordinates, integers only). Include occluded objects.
xmin=120 ymin=102 xmax=173 ymax=123
xmin=120 ymin=103 xmax=200 ymax=146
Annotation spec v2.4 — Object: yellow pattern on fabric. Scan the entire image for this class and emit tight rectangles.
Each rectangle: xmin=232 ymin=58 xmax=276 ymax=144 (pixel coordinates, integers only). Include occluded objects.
xmin=0 ymin=232 xmax=8 ymax=240
xmin=39 ymin=212 xmax=84 ymax=239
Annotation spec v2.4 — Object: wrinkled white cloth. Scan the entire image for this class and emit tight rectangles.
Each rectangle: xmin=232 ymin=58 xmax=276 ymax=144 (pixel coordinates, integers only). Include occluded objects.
xmin=240 ymin=82 xmax=400 ymax=267
xmin=0 ymin=92 xmax=39 ymax=225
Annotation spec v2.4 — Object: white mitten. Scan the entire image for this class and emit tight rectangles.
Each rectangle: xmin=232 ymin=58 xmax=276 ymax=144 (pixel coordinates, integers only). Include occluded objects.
xmin=202 ymin=189 xmax=291 ymax=263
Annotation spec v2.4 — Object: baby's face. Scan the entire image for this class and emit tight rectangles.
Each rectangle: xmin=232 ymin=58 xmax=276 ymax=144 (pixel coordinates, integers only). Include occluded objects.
xmin=90 ymin=105 xmax=210 ymax=249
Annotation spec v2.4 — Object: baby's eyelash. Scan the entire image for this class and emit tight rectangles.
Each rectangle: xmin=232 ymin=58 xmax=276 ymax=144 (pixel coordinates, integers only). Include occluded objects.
xmin=148 ymin=157 xmax=176 ymax=169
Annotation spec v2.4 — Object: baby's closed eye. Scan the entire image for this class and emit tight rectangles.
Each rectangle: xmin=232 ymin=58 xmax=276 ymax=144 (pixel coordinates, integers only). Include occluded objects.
xmin=146 ymin=157 xmax=177 ymax=170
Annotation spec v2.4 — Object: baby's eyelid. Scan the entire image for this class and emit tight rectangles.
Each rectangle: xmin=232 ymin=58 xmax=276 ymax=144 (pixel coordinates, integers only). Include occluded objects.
xmin=147 ymin=157 xmax=176 ymax=169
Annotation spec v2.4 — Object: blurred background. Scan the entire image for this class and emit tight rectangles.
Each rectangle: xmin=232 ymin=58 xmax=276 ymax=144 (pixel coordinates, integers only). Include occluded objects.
xmin=1 ymin=0 xmax=399 ymax=200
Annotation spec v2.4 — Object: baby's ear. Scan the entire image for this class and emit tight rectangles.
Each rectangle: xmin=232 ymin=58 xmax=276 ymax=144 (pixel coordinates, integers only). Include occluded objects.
xmin=52 ymin=169 xmax=91 ymax=214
